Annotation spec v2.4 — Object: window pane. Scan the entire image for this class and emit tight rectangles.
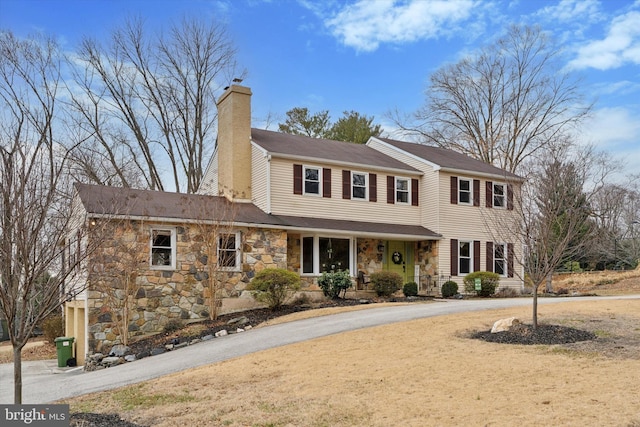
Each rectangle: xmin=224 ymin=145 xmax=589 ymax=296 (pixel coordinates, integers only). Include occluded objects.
xmin=218 ymin=234 xmax=238 ymax=268
xmin=305 ymin=181 xmax=319 ymax=194
xmin=495 ymin=260 xmax=505 ymax=275
xmin=319 ymin=237 xmax=349 ymax=272
xmin=302 ymin=237 xmax=314 ymax=274
xmin=396 ymin=191 xmax=408 ymax=203
xmin=494 ymin=184 xmax=505 ymax=207
xmin=460 ymin=258 xmax=470 ymax=274
xmin=396 ymin=179 xmax=408 ymax=191
xmin=353 ymin=174 xmax=365 ymax=186
xmin=459 ymin=180 xmax=470 ymax=191
xmin=459 ymin=241 xmax=470 ymax=257
xmin=152 ymin=248 xmax=172 ymax=266
xmin=353 ymin=186 xmax=366 ymax=199
xmin=153 ymin=231 xmax=171 ymax=247
xmin=305 ymin=169 xmax=318 ymax=181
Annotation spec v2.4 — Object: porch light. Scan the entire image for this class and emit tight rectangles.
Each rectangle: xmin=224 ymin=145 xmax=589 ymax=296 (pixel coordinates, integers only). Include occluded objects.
xmin=377 ymin=244 xmax=385 ymax=253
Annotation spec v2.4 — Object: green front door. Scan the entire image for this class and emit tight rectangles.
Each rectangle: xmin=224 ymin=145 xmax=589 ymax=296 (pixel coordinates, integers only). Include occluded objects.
xmin=387 ymin=241 xmax=413 ymax=284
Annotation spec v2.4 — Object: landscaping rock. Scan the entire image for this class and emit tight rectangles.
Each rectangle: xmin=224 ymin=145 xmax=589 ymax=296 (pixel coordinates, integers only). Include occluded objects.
xmin=215 ymin=329 xmax=228 ymax=337
xmin=109 ymin=345 xmax=130 ymax=357
xmin=151 ymin=347 xmax=165 ymax=356
xmin=491 ymin=317 xmax=520 ymax=333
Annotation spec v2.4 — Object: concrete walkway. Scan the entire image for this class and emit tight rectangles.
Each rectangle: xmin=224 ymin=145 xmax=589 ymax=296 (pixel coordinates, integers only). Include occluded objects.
xmin=1 ymin=295 xmax=638 ymax=404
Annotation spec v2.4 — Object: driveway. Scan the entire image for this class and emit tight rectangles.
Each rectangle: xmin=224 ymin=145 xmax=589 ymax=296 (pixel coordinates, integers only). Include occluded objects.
xmin=1 ymin=295 xmax=638 ymax=404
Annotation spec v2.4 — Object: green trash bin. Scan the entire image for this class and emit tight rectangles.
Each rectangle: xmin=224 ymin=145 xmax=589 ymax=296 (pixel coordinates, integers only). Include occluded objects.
xmin=54 ymin=337 xmax=75 ymax=367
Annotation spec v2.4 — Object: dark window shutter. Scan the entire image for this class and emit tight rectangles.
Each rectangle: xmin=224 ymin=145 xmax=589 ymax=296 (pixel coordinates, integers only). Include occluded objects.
xmin=323 ymin=168 xmax=331 ymax=198
xmin=486 ymin=242 xmax=494 ymax=273
xmin=450 ymin=176 xmax=458 ymax=204
xmin=450 ymin=239 xmax=458 ymax=276
xmin=387 ymin=175 xmax=395 ymax=204
xmin=473 ymin=179 xmax=480 ymax=207
xmin=293 ymin=164 xmax=302 ymax=195
xmin=486 ymin=181 xmax=493 ymax=208
xmin=473 ymin=240 xmax=481 ymax=272
xmin=369 ymin=173 xmax=377 ymax=202
xmin=342 ymin=170 xmax=351 ymax=199
xmin=507 ymin=243 xmax=514 ymax=278
xmin=411 ymin=179 xmax=419 ymax=206
xmin=507 ymin=184 xmax=514 ymax=210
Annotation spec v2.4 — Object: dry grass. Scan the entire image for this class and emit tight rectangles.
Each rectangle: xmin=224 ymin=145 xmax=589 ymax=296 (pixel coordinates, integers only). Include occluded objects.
xmin=553 ymin=266 xmax=640 ymax=295
xmin=65 ymin=298 xmax=640 ymax=427
xmin=0 ymin=338 xmax=56 ymax=363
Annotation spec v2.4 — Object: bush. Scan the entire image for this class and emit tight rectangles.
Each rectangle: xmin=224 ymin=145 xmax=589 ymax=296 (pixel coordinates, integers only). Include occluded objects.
xmin=248 ymin=268 xmax=301 ymax=310
xmin=463 ymin=271 xmax=500 ymax=297
xmin=441 ymin=280 xmax=458 ymax=298
xmin=403 ymin=282 xmax=418 ymax=297
xmin=163 ymin=319 xmax=183 ymax=334
xmin=42 ymin=315 xmax=64 ymax=344
xmin=370 ymin=271 xmax=402 ymax=297
xmin=494 ymin=287 xmax=518 ymax=298
xmin=317 ymin=270 xmax=352 ymax=299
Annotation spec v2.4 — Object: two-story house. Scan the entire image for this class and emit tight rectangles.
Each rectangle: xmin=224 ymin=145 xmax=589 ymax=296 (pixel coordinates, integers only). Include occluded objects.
xmin=65 ymin=84 xmax=523 ymax=361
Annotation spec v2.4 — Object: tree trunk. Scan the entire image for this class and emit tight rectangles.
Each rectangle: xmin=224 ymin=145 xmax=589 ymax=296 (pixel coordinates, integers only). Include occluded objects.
xmin=532 ymin=284 xmax=539 ymax=330
xmin=13 ymin=345 xmax=23 ymax=404
xmin=545 ymin=274 xmax=553 ymax=293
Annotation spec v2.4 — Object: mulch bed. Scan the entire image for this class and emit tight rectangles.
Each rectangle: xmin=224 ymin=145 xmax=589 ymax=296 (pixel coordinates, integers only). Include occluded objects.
xmin=470 ymin=323 xmax=597 ymax=345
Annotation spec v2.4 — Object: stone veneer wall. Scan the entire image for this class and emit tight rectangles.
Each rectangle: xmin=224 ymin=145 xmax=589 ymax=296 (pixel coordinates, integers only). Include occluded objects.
xmin=87 ymin=221 xmax=287 ymax=353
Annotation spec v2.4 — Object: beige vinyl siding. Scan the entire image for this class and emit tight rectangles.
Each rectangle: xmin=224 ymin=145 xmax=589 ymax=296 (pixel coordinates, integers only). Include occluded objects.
xmin=251 ymin=146 xmax=269 ymax=212
xmin=198 ymin=150 xmax=218 ymax=195
xmin=269 ymin=157 xmax=422 ymax=225
xmin=437 ymin=171 xmax=523 ymax=291
xmin=367 ymin=139 xmax=439 ymax=230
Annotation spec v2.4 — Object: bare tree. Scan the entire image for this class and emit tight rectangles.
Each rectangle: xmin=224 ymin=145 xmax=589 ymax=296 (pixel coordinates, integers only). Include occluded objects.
xmin=0 ymin=31 xmax=104 ymax=403
xmin=393 ymin=25 xmax=591 ymax=174
xmin=507 ymin=145 xmax=614 ymax=328
xmin=70 ymin=16 xmax=241 ymax=193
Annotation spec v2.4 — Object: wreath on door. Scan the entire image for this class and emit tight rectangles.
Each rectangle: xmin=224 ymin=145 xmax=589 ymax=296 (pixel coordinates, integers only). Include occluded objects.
xmin=392 ymin=251 xmax=403 ymax=265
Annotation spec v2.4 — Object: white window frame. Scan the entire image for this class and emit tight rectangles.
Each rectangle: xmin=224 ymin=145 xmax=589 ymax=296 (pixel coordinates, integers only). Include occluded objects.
xmin=304 ymin=165 xmax=322 ymax=196
xmin=493 ymin=182 xmax=506 ymax=208
xmin=459 ymin=240 xmax=472 ymax=275
xmin=494 ymin=243 xmax=507 ymax=277
xmin=150 ymin=227 xmax=177 ymax=270
xmin=300 ymin=235 xmax=354 ymax=275
xmin=396 ymin=177 xmax=410 ymax=204
xmin=352 ymin=171 xmax=368 ymax=200
xmin=458 ymin=177 xmax=472 ymax=205
xmin=218 ymin=231 xmax=242 ymax=271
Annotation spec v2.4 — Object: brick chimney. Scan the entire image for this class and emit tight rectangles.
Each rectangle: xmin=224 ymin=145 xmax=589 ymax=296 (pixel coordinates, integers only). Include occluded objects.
xmin=216 ymin=85 xmax=252 ymax=201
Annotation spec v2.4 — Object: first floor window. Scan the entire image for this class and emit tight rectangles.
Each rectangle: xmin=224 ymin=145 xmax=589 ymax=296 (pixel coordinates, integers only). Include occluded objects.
xmin=459 ymin=240 xmax=472 ymax=275
xmin=151 ymin=228 xmax=176 ymax=269
xmin=218 ymin=232 xmax=241 ymax=270
xmin=396 ymin=178 xmax=409 ymax=204
xmin=494 ymin=243 xmax=506 ymax=275
xmin=301 ymin=236 xmax=352 ymax=274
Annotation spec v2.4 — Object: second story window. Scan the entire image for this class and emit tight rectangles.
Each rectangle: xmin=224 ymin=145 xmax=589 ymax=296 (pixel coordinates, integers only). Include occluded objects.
xmin=396 ymin=178 xmax=409 ymax=204
xmin=352 ymin=172 xmax=367 ymax=199
xmin=493 ymin=183 xmax=505 ymax=208
xmin=304 ymin=166 xmax=321 ymax=195
xmin=459 ymin=178 xmax=472 ymax=204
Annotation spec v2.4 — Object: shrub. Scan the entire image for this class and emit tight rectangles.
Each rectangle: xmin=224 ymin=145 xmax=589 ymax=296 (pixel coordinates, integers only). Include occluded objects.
xmin=42 ymin=315 xmax=64 ymax=344
xmin=317 ymin=270 xmax=352 ymax=299
xmin=369 ymin=271 xmax=402 ymax=297
xmin=163 ymin=319 xmax=183 ymax=334
xmin=441 ymin=280 xmax=458 ymax=298
xmin=494 ymin=287 xmax=518 ymax=298
xmin=463 ymin=271 xmax=500 ymax=297
xmin=403 ymin=282 xmax=418 ymax=297
xmin=248 ymin=268 xmax=301 ymax=310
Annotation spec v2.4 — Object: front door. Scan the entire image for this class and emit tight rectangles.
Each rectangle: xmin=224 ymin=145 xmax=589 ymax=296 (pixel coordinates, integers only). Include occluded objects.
xmin=387 ymin=241 xmax=413 ymax=284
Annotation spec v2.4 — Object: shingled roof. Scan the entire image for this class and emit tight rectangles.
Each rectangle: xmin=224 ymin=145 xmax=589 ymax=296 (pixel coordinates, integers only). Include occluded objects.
xmin=74 ymin=183 xmax=440 ymax=240
xmin=251 ymin=128 xmax=420 ymax=174
xmin=374 ymin=137 xmax=523 ymax=180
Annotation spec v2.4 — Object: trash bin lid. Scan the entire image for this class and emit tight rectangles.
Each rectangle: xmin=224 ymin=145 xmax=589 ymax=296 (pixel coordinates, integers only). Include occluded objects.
xmin=54 ymin=337 xmax=75 ymax=342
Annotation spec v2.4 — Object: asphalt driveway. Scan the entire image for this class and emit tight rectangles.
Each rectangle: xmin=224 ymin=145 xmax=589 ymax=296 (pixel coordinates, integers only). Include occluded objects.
xmin=1 ymin=295 xmax=638 ymax=404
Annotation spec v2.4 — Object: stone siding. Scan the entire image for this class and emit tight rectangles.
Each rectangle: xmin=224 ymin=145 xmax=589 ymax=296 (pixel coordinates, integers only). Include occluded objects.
xmin=87 ymin=221 xmax=287 ymax=353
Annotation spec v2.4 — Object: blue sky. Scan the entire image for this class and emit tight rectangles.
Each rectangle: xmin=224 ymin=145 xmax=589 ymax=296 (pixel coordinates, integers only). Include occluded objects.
xmin=2 ymin=0 xmax=639 ymax=178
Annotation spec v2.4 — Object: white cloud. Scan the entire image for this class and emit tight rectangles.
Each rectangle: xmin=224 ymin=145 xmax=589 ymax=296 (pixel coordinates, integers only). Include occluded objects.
xmin=569 ymin=10 xmax=640 ymax=70
xmin=537 ymin=0 xmax=602 ymax=23
xmin=324 ymin=0 xmax=478 ymax=52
